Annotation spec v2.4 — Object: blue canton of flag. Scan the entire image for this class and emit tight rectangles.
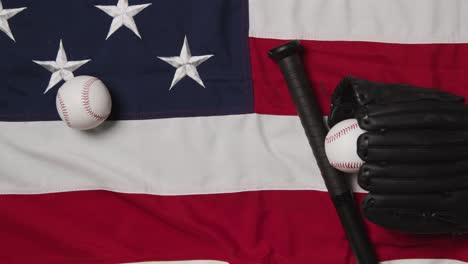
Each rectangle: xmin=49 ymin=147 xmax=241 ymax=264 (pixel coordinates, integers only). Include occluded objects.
xmin=1 ymin=0 xmax=253 ymax=121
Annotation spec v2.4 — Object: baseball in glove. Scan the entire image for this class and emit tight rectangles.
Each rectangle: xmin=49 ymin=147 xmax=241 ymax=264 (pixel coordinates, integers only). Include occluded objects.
xmin=328 ymin=76 xmax=468 ymax=235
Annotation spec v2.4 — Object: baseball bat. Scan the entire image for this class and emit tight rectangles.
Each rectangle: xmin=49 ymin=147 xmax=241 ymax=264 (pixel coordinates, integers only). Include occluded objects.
xmin=268 ymin=40 xmax=378 ymax=264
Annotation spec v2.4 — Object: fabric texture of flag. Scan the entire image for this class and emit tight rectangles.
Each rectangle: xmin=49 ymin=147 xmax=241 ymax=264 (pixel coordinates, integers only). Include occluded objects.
xmin=1 ymin=0 xmax=468 ymax=263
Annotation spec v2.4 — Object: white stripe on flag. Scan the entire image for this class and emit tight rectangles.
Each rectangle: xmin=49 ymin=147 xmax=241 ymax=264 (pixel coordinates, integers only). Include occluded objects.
xmin=249 ymin=0 xmax=468 ymax=43
xmin=1 ymin=114 xmax=365 ymax=195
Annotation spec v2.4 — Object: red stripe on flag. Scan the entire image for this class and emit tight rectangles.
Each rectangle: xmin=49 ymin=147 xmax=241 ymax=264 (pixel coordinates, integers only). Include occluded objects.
xmin=1 ymin=191 xmax=468 ymax=263
xmin=249 ymin=37 xmax=468 ymax=115
xmin=0 ymin=191 xmax=346 ymax=264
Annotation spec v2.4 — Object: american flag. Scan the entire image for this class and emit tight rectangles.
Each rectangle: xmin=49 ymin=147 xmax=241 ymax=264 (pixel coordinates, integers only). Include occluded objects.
xmin=1 ymin=0 xmax=468 ymax=263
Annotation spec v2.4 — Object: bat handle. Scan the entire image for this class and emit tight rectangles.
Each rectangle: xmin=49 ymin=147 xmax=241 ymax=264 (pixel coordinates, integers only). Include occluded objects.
xmin=268 ymin=40 xmax=348 ymax=195
xmin=268 ymin=40 xmax=378 ymax=264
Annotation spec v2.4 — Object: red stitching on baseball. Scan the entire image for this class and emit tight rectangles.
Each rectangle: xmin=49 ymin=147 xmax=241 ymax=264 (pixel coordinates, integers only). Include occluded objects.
xmin=325 ymin=123 xmax=359 ymax=144
xmin=57 ymin=92 xmax=71 ymax=127
xmin=81 ymin=78 xmax=109 ymax=120
xmin=331 ymin=161 xmax=364 ymax=169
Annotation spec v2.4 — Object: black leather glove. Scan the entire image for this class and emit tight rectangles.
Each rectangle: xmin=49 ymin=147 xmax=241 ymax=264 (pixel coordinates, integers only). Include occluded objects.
xmin=328 ymin=76 xmax=468 ymax=235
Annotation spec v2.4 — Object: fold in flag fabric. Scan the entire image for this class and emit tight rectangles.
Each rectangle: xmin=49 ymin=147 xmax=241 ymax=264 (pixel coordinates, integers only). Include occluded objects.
xmin=1 ymin=0 xmax=468 ymax=263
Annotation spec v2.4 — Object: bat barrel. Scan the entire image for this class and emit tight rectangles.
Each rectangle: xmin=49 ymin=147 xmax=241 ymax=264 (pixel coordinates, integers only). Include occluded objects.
xmin=268 ymin=40 xmax=378 ymax=264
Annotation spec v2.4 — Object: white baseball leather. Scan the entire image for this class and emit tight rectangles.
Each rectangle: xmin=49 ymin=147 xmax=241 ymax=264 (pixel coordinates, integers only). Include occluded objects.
xmin=56 ymin=76 xmax=112 ymax=130
xmin=324 ymin=118 xmax=366 ymax=173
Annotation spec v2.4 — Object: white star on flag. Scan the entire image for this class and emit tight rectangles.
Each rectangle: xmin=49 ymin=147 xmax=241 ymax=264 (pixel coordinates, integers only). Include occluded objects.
xmin=158 ymin=35 xmax=214 ymax=90
xmin=95 ymin=0 xmax=151 ymax=40
xmin=0 ymin=0 xmax=27 ymax=42
xmin=33 ymin=40 xmax=91 ymax=94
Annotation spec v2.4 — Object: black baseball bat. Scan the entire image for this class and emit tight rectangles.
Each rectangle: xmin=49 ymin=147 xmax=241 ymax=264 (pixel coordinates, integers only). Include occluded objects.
xmin=268 ymin=40 xmax=378 ymax=264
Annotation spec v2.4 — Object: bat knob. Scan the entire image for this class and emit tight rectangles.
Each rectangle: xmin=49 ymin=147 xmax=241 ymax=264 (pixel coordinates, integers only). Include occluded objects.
xmin=268 ymin=40 xmax=303 ymax=62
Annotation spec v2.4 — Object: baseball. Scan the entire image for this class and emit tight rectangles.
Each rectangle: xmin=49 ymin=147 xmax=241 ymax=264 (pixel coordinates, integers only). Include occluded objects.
xmin=324 ymin=119 xmax=366 ymax=173
xmin=56 ymin=76 xmax=112 ymax=130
